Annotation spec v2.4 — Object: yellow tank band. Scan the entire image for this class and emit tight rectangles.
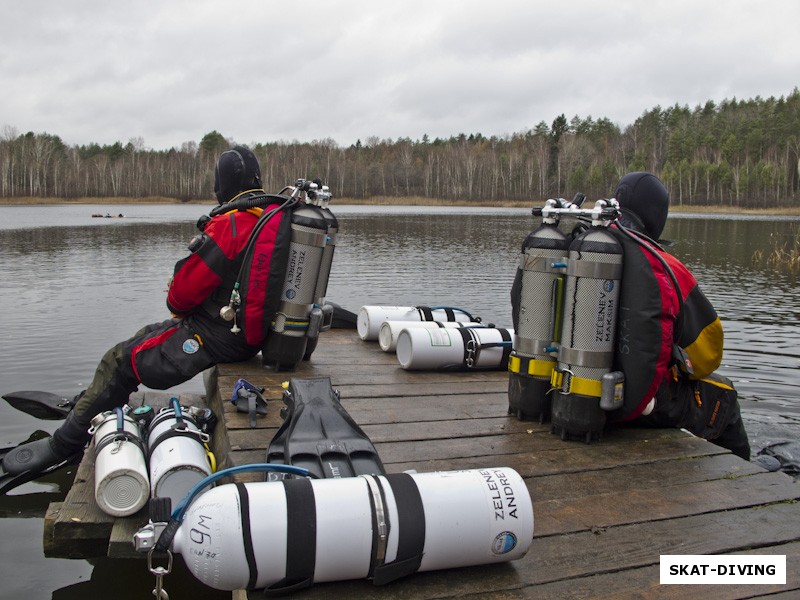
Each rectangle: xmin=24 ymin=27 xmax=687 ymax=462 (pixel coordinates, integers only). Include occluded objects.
xmin=550 ymin=370 xmax=602 ymax=398
xmin=509 ymin=355 xmax=556 ymax=378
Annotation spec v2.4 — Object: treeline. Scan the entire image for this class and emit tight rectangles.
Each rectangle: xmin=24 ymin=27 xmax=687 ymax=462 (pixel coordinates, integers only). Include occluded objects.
xmin=2 ymin=89 xmax=799 ymax=208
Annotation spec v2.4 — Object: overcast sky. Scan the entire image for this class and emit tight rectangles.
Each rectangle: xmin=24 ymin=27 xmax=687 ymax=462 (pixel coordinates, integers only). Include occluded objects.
xmin=2 ymin=0 xmax=798 ymax=151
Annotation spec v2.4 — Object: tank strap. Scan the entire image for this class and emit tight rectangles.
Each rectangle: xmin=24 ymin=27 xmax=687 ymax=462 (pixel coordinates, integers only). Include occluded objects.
xmin=235 ymin=483 xmax=259 ymax=590
xmin=416 ymin=306 xmax=433 ymax=321
xmin=264 ymin=478 xmax=317 ymax=594
xmin=93 ymin=430 xmax=145 ymax=456
xmin=566 ymin=258 xmax=623 ymax=279
xmin=509 ymin=354 xmax=556 ymax=378
xmin=558 ymin=346 xmax=614 ymax=369
xmin=520 ymin=253 xmax=568 ymax=273
xmin=550 ymin=369 xmax=602 ymax=398
xmin=372 ymin=473 xmax=425 ymax=586
xmin=416 ymin=305 xmax=458 ymax=322
xmin=364 ymin=475 xmax=389 ymax=578
xmin=497 ymin=328 xmax=513 ymax=365
xmin=146 ymin=426 xmax=208 ymax=464
xmin=458 ymin=328 xmax=513 ymax=369
xmin=513 ymin=335 xmax=554 ymax=356
xmin=458 ymin=328 xmax=479 ymax=368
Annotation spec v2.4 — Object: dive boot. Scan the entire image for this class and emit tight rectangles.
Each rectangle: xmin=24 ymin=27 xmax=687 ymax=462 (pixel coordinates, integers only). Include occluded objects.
xmin=2 ymin=412 xmax=90 ymax=476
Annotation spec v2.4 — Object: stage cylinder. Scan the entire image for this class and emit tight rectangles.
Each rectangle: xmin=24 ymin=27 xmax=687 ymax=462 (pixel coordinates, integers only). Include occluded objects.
xmin=378 ymin=320 xmax=484 ymax=352
xmin=172 ymin=467 xmax=533 ymax=591
xmin=395 ymin=327 xmax=513 ymax=370
xmin=90 ymin=408 xmax=150 ymax=517
xmin=147 ymin=404 xmax=212 ymax=506
xmin=357 ymin=305 xmax=478 ymax=341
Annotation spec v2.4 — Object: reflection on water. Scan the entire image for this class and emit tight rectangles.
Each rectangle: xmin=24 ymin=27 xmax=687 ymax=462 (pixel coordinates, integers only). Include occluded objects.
xmin=0 ymin=204 xmax=799 ymax=598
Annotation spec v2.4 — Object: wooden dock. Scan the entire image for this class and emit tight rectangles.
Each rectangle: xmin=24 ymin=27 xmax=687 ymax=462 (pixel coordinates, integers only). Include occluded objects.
xmin=45 ymin=329 xmax=800 ymax=598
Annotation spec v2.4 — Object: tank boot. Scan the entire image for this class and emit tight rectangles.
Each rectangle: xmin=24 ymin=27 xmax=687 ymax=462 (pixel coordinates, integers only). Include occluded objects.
xmin=2 ymin=411 xmax=91 ymax=475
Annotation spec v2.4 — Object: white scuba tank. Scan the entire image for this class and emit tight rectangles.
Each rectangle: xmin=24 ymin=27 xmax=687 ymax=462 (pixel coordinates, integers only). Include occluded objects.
xmin=357 ymin=305 xmax=479 ymax=341
xmin=378 ymin=320 xmax=485 ymax=352
xmin=146 ymin=401 xmax=212 ymax=507
xmin=171 ymin=468 xmax=534 ymax=591
xmin=395 ymin=327 xmax=514 ymax=370
xmin=89 ymin=407 xmax=149 ymax=517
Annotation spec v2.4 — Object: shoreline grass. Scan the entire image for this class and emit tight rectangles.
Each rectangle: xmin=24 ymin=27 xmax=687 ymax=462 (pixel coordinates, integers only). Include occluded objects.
xmin=1 ymin=195 xmax=799 ymax=216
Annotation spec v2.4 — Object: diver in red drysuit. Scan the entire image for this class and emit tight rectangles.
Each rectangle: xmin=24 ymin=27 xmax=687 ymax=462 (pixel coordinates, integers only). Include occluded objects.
xmin=610 ymin=172 xmax=750 ymax=460
xmin=3 ymin=146 xmax=284 ymax=475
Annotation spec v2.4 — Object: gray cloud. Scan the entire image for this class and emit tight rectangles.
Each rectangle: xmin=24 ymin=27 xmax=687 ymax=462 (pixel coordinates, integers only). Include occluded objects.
xmin=1 ymin=0 xmax=798 ymax=150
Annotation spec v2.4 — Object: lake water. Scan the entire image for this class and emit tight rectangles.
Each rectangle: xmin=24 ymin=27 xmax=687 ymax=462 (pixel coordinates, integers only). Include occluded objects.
xmin=0 ymin=203 xmax=799 ymax=599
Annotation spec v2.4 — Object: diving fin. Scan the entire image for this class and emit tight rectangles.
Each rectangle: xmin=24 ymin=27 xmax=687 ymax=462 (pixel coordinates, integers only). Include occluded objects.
xmin=266 ymin=377 xmax=385 ymax=480
xmin=0 ymin=431 xmax=82 ymax=495
xmin=328 ymin=302 xmax=358 ymax=329
xmin=2 ymin=391 xmax=75 ymax=420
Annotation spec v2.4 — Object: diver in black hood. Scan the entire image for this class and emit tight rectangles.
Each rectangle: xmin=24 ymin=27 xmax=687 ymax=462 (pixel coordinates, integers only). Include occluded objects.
xmin=2 ymin=146 xmax=283 ymax=477
xmin=612 ymin=172 xmax=750 ymax=460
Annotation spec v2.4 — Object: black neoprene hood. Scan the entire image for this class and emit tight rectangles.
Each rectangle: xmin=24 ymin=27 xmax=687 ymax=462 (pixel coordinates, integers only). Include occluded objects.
xmin=214 ymin=146 xmax=263 ymax=204
xmin=614 ymin=172 xmax=670 ymax=240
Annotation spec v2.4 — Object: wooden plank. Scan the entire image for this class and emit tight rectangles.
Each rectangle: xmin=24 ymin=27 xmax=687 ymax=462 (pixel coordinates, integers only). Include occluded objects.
xmin=533 ymin=470 xmax=800 ymax=536
xmin=531 ymin=452 xmax=761 ymax=502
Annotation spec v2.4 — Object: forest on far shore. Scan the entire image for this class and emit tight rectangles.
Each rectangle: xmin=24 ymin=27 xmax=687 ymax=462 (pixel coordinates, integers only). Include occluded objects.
xmin=2 ymin=89 xmax=799 ymax=209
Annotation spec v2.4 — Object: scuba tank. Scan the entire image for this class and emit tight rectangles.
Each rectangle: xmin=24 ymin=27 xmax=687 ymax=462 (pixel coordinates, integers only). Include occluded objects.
xmin=550 ymin=200 xmax=623 ymax=443
xmin=135 ymin=466 xmax=533 ymax=592
xmin=378 ymin=320 xmax=485 ymax=352
xmin=508 ymin=198 xmax=572 ymax=422
xmin=145 ymin=399 xmax=213 ymax=507
xmin=357 ymin=305 xmax=481 ymax=341
xmin=89 ymin=406 xmax=149 ymax=517
xmin=303 ymin=184 xmax=338 ymax=360
xmin=312 ymin=192 xmax=338 ymax=318
xmin=395 ymin=326 xmax=513 ymax=370
xmin=262 ymin=180 xmax=335 ymax=371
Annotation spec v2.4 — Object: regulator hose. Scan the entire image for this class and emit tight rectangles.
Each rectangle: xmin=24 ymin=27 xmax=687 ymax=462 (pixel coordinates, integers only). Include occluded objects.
xmin=612 ymin=220 xmax=686 ymax=338
xmin=209 ymin=192 xmax=291 ymax=217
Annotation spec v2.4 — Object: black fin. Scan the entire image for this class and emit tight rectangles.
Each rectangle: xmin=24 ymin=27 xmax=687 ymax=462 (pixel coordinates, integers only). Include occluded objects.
xmin=0 ymin=431 xmax=82 ymax=495
xmin=2 ymin=391 xmax=74 ymax=420
xmin=328 ymin=302 xmax=358 ymax=329
xmin=266 ymin=377 xmax=384 ymax=479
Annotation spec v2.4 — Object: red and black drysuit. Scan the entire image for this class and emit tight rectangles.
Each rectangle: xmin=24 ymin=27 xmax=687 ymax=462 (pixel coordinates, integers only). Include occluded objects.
xmin=608 ymin=226 xmax=750 ymax=459
xmin=59 ymin=194 xmax=288 ymax=449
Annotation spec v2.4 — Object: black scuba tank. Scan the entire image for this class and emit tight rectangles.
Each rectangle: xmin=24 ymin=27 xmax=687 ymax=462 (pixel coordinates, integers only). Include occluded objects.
xmin=550 ymin=216 xmax=623 ymax=443
xmin=508 ymin=200 xmax=571 ymax=422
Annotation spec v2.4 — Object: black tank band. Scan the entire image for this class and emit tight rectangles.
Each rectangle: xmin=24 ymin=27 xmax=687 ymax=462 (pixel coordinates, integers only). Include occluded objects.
xmin=235 ymin=482 xmax=259 ymax=590
xmin=372 ymin=473 xmax=425 ymax=585
xmin=264 ymin=478 xmax=317 ymax=595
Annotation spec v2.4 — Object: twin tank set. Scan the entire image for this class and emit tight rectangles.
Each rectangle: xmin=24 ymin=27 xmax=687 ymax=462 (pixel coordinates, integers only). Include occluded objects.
xmin=509 ymin=196 xmax=625 ymax=443
xmin=258 ymin=179 xmax=339 ymax=371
